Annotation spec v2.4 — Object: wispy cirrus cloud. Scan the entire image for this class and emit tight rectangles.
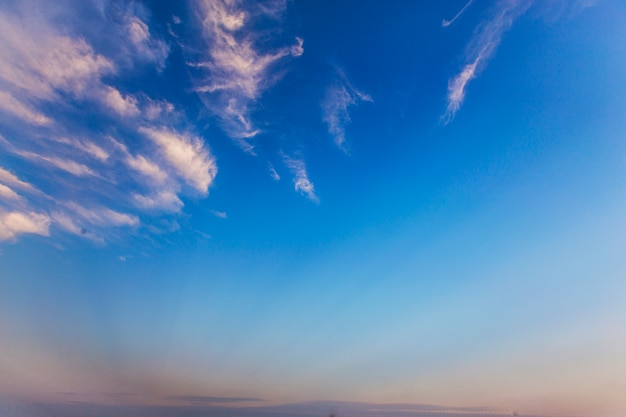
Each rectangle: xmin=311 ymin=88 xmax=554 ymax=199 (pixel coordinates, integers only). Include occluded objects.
xmin=0 ymin=1 xmax=217 ymax=243
xmin=0 ymin=167 xmax=39 ymax=194
xmin=283 ymin=154 xmax=318 ymax=203
xmin=139 ymin=127 xmax=217 ymax=194
xmin=442 ymin=0 xmax=475 ymax=28
xmin=442 ymin=0 xmax=532 ymax=124
xmin=0 ymin=91 xmax=53 ymax=126
xmin=322 ymin=70 xmax=373 ymax=151
xmin=194 ymin=0 xmax=304 ymax=151
xmin=442 ymin=0 xmax=597 ymax=123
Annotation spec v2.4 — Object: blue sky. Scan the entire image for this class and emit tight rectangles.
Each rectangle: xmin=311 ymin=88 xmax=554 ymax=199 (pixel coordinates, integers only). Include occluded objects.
xmin=1 ymin=0 xmax=626 ymax=416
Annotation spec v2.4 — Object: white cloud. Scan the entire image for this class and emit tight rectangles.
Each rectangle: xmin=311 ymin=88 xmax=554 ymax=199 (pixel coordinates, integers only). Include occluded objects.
xmin=0 ymin=2 xmax=216 ymax=244
xmin=133 ymin=190 xmax=183 ymax=213
xmin=0 ymin=184 xmax=20 ymax=200
xmin=283 ymin=155 xmax=318 ymax=202
xmin=0 ymin=210 xmax=50 ymax=241
xmin=442 ymin=0 xmax=475 ymax=28
xmin=67 ymin=202 xmax=139 ymax=228
xmin=0 ymin=10 xmax=113 ymax=100
xmin=55 ymin=137 xmax=109 ymax=162
xmin=144 ymin=99 xmax=175 ymax=121
xmin=0 ymin=167 xmax=38 ymax=194
xmin=291 ymin=37 xmax=304 ymax=57
xmin=123 ymin=14 xmax=169 ymax=68
xmin=16 ymin=150 xmax=97 ymax=177
xmin=100 ymin=86 xmax=140 ymax=117
xmin=52 ymin=211 xmax=84 ymax=236
xmin=442 ymin=0 xmax=532 ymax=123
xmin=127 ymin=15 xmax=150 ymax=44
xmin=322 ymin=71 xmax=373 ymax=150
xmin=210 ymin=209 xmax=227 ymax=219
xmin=196 ymin=0 xmax=303 ymax=146
xmin=51 ymin=211 xmax=106 ymax=244
xmin=0 ymin=91 xmax=52 ymax=126
xmin=268 ymin=163 xmax=281 ymax=181
xmin=445 ymin=57 xmax=480 ymax=120
xmin=126 ymin=154 xmax=169 ymax=185
xmin=139 ymin=127 xmax=217 ymax=194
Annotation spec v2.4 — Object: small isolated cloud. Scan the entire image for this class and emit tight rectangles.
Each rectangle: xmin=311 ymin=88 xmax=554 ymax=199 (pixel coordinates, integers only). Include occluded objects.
xmin=268 ymin=163 xmax=281 ymax=181
xmin=442 ymin=0 xmax=532 ymax=123
xmin=322 ymin=70 xmax=373 ymax=151
xmin=195 ymin=0 xmax=304 ymax=149
xmin=283 ymin=154 xmax=318 ymax=202
xmin=291 ymin=37 xmax=304 ymax=57
xmin=210 ymin=210 xmax=227 ymax=219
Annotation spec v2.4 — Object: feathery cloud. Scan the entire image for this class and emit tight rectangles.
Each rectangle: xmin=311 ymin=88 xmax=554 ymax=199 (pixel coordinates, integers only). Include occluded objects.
xmin=0 ymin=184 xmax=20 ymax=201
xmin=322 ymin=71 xmax=373 ymax=151
xmin=442 ymin=0 xmax=532 ymax=123
xmin=195 ymin=0 xmax=303 ymax=149
xmin=0 ymin=2 xmax=217 ymax=243
xmin=0 ymin=167 xmax=39 ymax=194
xmin=139 ymin=127 xmax=217 ymax=194
xmin=283 ymin=154 xmax=318 ymax=202
xmin=0 ymin=91 xmax=52 ymax=126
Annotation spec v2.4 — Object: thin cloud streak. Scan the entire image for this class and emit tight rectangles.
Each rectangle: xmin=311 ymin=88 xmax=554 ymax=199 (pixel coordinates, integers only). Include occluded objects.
xmin=443 ymin=0 xmax=532 ymax=124
xmin=0 ymin=167 xmax=39 ymax=194
xmin=322 ymin=71 xmax=373 ymax=151
xmin=442 ymin=0 xmax=475 ymax=28
xmin=0 ymin=91 xmax=52 ymax=126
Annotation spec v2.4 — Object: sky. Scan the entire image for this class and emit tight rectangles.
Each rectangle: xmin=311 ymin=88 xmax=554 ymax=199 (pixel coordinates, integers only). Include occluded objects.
xmin=1 ymin=0 xmax=626 ymax=416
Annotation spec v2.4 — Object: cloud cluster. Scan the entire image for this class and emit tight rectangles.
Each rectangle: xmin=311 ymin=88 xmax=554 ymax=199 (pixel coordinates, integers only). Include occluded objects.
xmin=322 ymin=71 xmax=373 ymax=151
xmin=0 ymin=2 xmax=216 ymax=243
xmin=195 ymin=0 xmax=304 ymax=151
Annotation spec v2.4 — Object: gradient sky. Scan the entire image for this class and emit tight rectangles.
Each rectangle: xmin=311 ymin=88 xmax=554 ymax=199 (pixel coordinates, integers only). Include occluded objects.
xmin=1 ymin=1 xmax=626 ymax=416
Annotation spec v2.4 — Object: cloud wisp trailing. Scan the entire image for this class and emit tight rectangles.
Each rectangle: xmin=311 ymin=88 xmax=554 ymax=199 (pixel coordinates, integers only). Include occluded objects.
xmin=442 ymin=0 xmax=475 ymax=28
xmin=282 ymin=154 xmax=318 ymax=203
xmin=195 ymin=0 xmax=304 ymax=151
xmin=322 ymin=70 xmax=373 ymax=151
xmin=0 ymin=2 xmax=217 ymax=243
xmin=442 ymin=0 xmax=532 ymax=124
